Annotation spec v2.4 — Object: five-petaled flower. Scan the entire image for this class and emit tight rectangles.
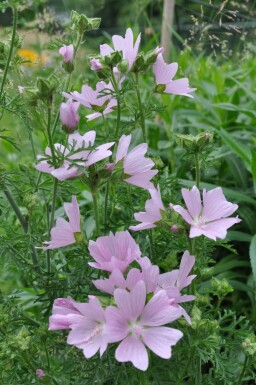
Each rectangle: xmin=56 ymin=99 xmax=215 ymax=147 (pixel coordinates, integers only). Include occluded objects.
xmin=171 ymin=186 xmax=241 ymax=240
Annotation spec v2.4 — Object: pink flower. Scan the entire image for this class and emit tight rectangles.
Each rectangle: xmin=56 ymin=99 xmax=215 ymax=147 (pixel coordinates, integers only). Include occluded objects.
xmin=153 ymin=53 xmax=196 ymax=98
xmin=90 ymin=58 xmax=103 ymax=71
xmin=38 ymin=196 xmax=81 ymax=250
xmin=36 ymin=369 xmax=45 ymax=378
xmin=60 ymin=100 xmax=80 ymax=130
xmin=171 ymin=186 xmax=241 ymax=240
xmin=93 ymin=268 xmax=142 ymax=295
xmin=63 ymin=81 xmax=116 ymax=121
xmin=99 ymin=28 xmax=141 ymax=70
xmin=59 ymin=44 xmax=74 ymax=63
xmin=35 ymin=131 xmax=114 ymax=181
xmin=130 ymin=185 xmax=165 ymax=230
xmin=111 ymin=134 xmax=158 ymax=190
xmin=157 ymin=250 xmax=196 ymax=323
xmin=50 ymin=296 xmax=108 ymax=358
xmin=105 ymin=281 xmax=183 ymax=371
xmin=88 ymin=231 xmax=141 ymax=272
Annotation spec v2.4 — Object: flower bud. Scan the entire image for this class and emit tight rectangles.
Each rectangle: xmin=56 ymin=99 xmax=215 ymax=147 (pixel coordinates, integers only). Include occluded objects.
xmin=60 ymin=101 xmax=80 ymax=133
xmin=37 ymin=75 xmax=59 ymax=101
xmin=132 ymin=53 xmax=146 ymax=72
xmin=59 ymin=44 xmax=74 ymax=63
xmin=211 ymin=277 xmax=233 ymax=297
xmin=36 ymin=369 xmax=45 ymax=378
xmin=71 ymin=11 xmax=101 ymax=33
xmin=90 ymin=58 xmax=103 ymax=71
xmin=117 ymin=59 xmax=129 ymax=74
xmin=242 ymin=334 xmax=256 ymax=356
xmin=103 ymin=51 xmax=122 ymax=68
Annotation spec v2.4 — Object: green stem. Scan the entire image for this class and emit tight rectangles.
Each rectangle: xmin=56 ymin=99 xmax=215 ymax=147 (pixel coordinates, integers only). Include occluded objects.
xmin=0 ymin=7 xmax=17 ymax=99
xmin=236 ymin=356 xmax=248 ymax=385
xmin=195 ymin=152 xmax=200 ymax=189
xmin=46 ymin=103 xmax=56 ymax=167
xmin=139 ymin=371 xmax=147 ymax=385
xmin=50 ymin=178 xmax=58 ymax=229
xmin=135 ymin=73 xmax=147 ymax=142
xmin=104 ymin=183 xmax=109 ymax=232
xmin=3 ymin=185 xmax=28 ymax=232
xmin=195 ymin=356 xmax=202 ymax=385
xmin=92 ymin=190 xmax=100 ymax=236
xmin=176 ymin=348 xmax=195 ymax=385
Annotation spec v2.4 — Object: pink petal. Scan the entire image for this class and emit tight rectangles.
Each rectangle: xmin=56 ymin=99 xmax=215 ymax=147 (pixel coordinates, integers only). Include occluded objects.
xmin=172 ymin=205 xmax=193 ymax=225
xmin=202 ymin=187 xmax=239 ymax=222
xmin=115 ymin=335 xmax=149 ymax=371
xmin=114 ymin=281 xmax=146 ymax=320
xmin=181 ymin=186 xmax=202 ymax=220
xmin=143 ymin=327 xmax=183 ymax=359
xmin=116 ymin=134 xmax=131 ymax=163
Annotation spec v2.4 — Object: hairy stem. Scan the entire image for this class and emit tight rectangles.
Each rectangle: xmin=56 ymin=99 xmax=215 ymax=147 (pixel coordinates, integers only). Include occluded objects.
xmin=0 ymin=7 xmax=17 ymax=99
xmin=195 ymin=356 xmax=202 ymax=385
xmin=195 ymin=152 xmax=200 ymax=189
xmin=46 ymin=103 xmax=56 ymax=167
xmin=135 ymin=72 xmax=147 ymax=142
xmin=104 ymin=183 xmax=109 ymax=232
xmin=47 ymin=178 xmax=58 ymax=274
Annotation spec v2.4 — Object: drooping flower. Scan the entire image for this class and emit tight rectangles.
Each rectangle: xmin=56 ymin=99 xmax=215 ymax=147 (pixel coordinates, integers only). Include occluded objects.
xmin=59 ymin=44 xmax=74 ymax=63
xmin=130 ymin=185 xmax=165 ymax=230
xmin=36 ymin=369 xmax=45 ymax=378
xmin=109 ymin=134 xmax=158 ymax=190
xmin=35 ymin=131 xmax=114 ymax=181
xmin=157 ymin=250 xmax=196 ymax=323
xmin=38 ymin=196 xmax=81 ymax=250
xmin=105 ymin=281 xmax=183 ymax=371
xmin=63 ymin=81 xmax=117 ymax=121
xmin=153 ymin=53 xmax=196 ymax=98
xmin=171 ymin=186 xmax=241 ymax=240
xmin=88 ymin=231 xmax=141 ymax=273
xmin=49 ymin=296 xmax=108 ymax=359
xmin=99 ymin=28 xmax=141 ymax=70
xmin=60 ymin=100 xmax=80 ymax=131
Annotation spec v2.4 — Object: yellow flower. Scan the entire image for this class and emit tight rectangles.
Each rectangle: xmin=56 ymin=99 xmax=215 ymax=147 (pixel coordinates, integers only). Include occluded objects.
xmin=17 ymin=48 xmax=48 ymax=66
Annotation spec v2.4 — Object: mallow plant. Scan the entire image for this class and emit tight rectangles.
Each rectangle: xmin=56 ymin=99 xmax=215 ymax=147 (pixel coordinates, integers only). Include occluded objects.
xmin=0 ymin=2 xmax=255 ymax=385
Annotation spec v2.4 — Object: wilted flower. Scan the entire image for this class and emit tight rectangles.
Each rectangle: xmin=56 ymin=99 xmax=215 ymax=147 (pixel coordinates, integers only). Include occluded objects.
xmin=99 ymin=28 xmax=141 ymax=70
xmin=49 ymin=297 xmax=83 ymax=330
xmin=171 ymin=186 xmax=241 ymax=240
xmin=105 ymin=281 xmax=183 ymax=371
xmin=110 ymin=134 xmax=158 ymax=190
xmin=88 ymin=230 xmax=141 ymax=272
xmin=63 ymin=81 xmax=117 ymax=121
xmin=153 ymin=53 xmax=196 ymax=98
xmin=59 ymin=44 xmax=74 ymax=63
xmin=35 ymin=131 xmax=114 ymax=181
xmin=60 ymin=100 xmax=80 ymax=131
xmin=38 ymin=196 xmax=81 ymax=250
xmin=130 ymin=185 xmax=165 ymax=230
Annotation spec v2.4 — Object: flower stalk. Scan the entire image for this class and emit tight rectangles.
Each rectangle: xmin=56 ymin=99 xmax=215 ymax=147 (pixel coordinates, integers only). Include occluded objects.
xmin=135 ymin=73 xmax=147 ymax=142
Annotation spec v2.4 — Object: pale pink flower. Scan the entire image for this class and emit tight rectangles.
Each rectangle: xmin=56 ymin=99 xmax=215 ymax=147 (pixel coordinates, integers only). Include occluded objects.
xmin=63 ymin=81 xmax=116 ymax=121
xmin=60 ymin=100 xmax=80 ymax=130
xmin=50 ymin=296 xmax=108 ymax=359
xmin=18 ymin=85 xmax=24 ymax=94
xmin=153 ymin=53 xmax=196 ymax=98
xmin=105 ymin=281 xmax=183 ymax=371
xmin=39 ymin=196 xmax=81 ymax=250
xmin=88 ymin=231 xmax=141 ymax=272
xmin=111 ymin=134 xmax=158 ymax=190
xmin=157 ymin=250 xmax=196 ymax=323
xmin=171 ymin=186 xmax=241 ymax=240
xmin=130 ymin=185 xmax=165 ymax=230
xmin=59 ymin=44 xmax=74 ymax=63
xmin=99 ymin=28 xmax=141 ymax=70
xmin=35 ymin=131 xmax=114 ymax=181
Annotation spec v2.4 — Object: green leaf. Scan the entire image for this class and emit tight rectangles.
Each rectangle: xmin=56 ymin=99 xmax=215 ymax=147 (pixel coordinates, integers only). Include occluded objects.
xmin=218 ymin=128 xmax=251 ymax=166
xmin=249 ymin=234 xmax=256 ymax=284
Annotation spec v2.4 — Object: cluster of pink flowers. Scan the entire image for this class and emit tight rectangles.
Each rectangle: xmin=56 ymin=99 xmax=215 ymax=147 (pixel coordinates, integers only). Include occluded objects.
xmin=49 ymin=230 xmax=195 ymax=370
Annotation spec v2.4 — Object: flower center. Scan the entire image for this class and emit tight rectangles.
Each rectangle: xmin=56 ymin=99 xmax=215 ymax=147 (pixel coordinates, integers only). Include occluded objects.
xmin=194 ymin=215 xmax=206 ymax=227
xmin=84 ymin=324 xmax=102 ymax=344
